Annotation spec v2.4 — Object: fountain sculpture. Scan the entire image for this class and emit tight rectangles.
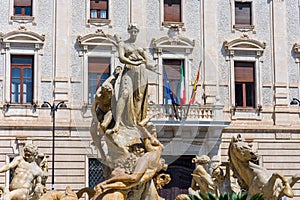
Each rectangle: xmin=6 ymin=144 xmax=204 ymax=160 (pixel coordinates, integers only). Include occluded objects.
xmin=1 ymin=24 xmax=300 ymax=200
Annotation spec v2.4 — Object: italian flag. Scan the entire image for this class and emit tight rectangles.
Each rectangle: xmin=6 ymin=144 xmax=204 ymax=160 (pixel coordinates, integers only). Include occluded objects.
xmin=180 ymin=62 xmax=186 ymax=106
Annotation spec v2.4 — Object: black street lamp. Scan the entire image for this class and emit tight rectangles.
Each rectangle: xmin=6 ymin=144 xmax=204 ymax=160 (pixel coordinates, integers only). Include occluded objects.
xmin=290 ymin=98 xmax=300 ymax=105
xmin=41 ymin=101 xmax=67 ymax=190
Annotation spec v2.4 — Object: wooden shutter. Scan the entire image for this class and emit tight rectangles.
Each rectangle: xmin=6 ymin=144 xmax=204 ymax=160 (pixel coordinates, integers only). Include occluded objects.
xmin=234 ymin=62 xmax=254 ymax=82
xmin=235 ymin=2 xmax=251 ymax=25
xmin=164 ymin=0 xmax=181 ymax=22
xmin=164 ymin=59 xmax=181 ymax=80
xmin=90 ymin=0 xmax=107 ymax=10
xmin=14 ymin=0 xmax=32 ymax=6
xmin=88 ymin=57 xmax=110 ymax=73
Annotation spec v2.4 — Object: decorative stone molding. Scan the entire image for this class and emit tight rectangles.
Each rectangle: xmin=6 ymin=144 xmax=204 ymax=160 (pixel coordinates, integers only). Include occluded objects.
xmin=162 ymin=22 xmax=185 ymax=31
xmin=223 ymin=34 xmax=266 ymax=57
xmin=233 ymin=25 xmax=255 ymax=33
xmin=151 ymin=29 xmax=195 ymax=56
xmin=11 ymin=16 xmax=35 ymax=24
xmin=77 ymin=29 xmax=117 ymax=56
xmin=0 ymin=26 xmax=45 ymax=49
xmin=87 ymin=19 xmax=111 ymax=27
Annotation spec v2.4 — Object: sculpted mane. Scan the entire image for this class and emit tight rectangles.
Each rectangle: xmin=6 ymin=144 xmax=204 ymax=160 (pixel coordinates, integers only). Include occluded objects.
xmin=228 ymin=137 xmax=248 ymax=190
xmin=228 ymin=135 xmax=300 ymax=200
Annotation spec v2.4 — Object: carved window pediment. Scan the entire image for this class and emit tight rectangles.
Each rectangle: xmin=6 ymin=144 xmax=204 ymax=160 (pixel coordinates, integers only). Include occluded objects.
xmin=1 ymin=28 xmax=45 ymax=46
xmin=223 ymin=35 xmax=265 ymax=56
xmin=77 ymin=30 xmax=117 ymax=49
xmin=151 ymin=33 xmax=195 ymax=55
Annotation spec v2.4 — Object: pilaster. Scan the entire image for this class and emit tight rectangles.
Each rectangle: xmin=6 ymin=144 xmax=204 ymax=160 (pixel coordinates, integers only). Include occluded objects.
xmin=54 ymin=0 xmax=71 ymax=101
xmin=203 ymin=0 xmax=219 ymax=104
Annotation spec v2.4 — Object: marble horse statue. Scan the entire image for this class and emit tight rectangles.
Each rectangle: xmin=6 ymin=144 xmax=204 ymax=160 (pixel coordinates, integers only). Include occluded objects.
xmin=228 ymin=135 xmax=300 ymax=200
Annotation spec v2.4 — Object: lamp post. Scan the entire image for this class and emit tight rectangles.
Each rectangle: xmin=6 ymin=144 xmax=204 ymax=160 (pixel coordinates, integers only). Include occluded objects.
xmin=41 ymin=101 xmax=67 ymax=190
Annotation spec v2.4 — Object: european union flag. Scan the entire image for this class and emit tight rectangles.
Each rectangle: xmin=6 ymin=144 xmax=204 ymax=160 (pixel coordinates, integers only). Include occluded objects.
xmin=163 ymin=66 xmax=179 ymax=119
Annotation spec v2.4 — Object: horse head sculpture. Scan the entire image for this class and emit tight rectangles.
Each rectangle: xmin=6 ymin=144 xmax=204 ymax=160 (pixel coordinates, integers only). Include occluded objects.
xmin=229 ymin=134 xmax=258 ymax=164
xmin=228 ymin=134 xmax=300 ymax=200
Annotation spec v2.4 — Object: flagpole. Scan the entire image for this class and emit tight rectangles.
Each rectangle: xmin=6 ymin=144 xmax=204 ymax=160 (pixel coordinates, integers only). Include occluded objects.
xmin=185 ymin=61 xmax=202 ymax=119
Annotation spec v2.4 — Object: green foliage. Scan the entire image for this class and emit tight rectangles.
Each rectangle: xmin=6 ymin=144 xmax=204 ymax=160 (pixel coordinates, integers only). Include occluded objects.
xmin=186 ymin=191 xmax=264 ymax=200
xmin=249 ymin=193 xmax=264 ymax=200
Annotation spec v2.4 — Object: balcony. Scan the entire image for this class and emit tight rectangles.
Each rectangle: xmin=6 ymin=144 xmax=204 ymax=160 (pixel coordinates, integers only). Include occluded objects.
xmin=147 ymin=104 xmax=229 ymax=127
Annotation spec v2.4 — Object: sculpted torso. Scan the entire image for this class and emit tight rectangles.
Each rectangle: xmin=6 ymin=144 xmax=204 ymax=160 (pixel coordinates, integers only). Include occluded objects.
xmin=10 ymin=157 xmax=42 ymax=191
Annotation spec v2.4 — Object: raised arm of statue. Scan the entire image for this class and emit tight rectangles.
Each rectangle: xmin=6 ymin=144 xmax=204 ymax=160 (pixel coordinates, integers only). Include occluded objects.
xmin=0 ymin=156 xmax=21 ymax=173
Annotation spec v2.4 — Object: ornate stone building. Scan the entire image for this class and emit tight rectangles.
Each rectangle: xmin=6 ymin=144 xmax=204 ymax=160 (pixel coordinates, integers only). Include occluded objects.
xmin=0 ymin=0 xmax=300 ymax=199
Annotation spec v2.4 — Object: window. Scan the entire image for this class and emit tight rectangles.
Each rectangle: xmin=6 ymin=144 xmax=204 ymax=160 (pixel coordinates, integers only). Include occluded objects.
xmin=14 ymin=0 xmax=32 ymax=16
xmin=77 ymin=30 xmax=118 ymax=107
xmin=90 ymin=0 xmax=108 ymax=19
xmin=231 ymin=1 xmax=255 ymax=33
xmin=88 ymin=158 xmax=104 ymax=188
xmin=234 ymin=62 xmax=255 ymax=108
xmin=88 ymin=57 xmax=110 ymax=104
xmin=164 ymin=0 xmax=181 ymax=22
xmin=235 ymin=2 xmax=252 ymax=25
xmin=11 ymin=55 xmax=34 ymax=104
xmin=163 ymin=59 xmax=184 ymax=105
xmin=1 ymin=29 xmax=44 ymax=112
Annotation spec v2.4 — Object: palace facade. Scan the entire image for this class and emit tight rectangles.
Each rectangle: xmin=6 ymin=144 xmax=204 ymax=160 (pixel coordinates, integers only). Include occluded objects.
xmin=0 ymin=0 xmax=300 ymax=199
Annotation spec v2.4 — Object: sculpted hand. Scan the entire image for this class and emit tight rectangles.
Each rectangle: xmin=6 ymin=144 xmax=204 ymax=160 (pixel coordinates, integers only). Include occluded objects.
xmin=146 ymin=64 xmax=158 ymax=72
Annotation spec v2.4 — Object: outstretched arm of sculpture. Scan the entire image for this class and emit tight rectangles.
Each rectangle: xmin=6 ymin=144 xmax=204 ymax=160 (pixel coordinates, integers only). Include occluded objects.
xmin=0 ymin=156 xmax=21 ymax=173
